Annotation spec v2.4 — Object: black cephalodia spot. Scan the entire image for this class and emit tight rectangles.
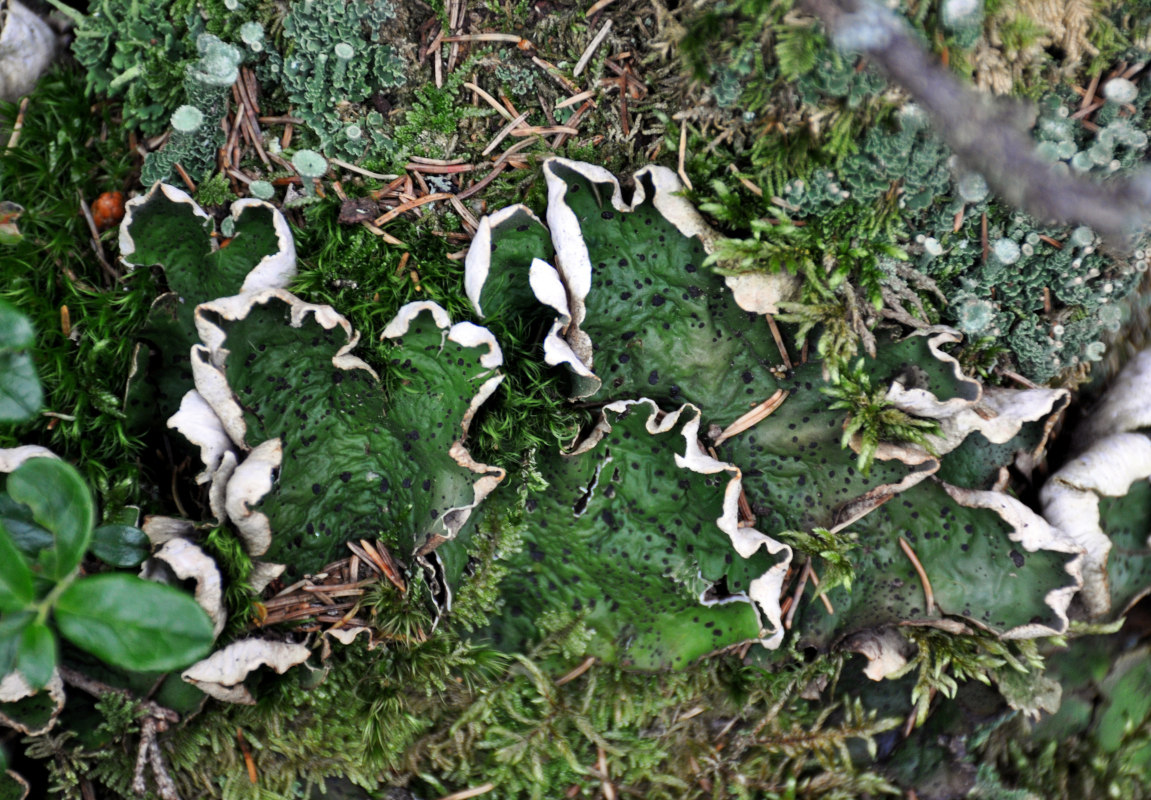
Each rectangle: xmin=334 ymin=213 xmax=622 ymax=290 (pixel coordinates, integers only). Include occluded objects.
xmin=312 ymin=483 xmax=322 ymax=495
xmin=651 ymin=294 xmax=665 ymax=306
xmin=402 ymin=478 xmax=412 ymax=489
xmin=648 ymin=370 xmax=659 ymax=385
xmin=685 ymin=264 xmax=697 ymax=273
xmin=619 ymin=353 xmax=630 ymax=363
xmin=1009 ymin=549 xmax=1025 ymax=567
xmin=339 ymin=471 xmax=352 ymax=482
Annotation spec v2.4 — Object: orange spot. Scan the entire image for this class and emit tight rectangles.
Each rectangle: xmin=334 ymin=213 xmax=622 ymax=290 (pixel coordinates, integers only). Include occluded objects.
xmin=91 ymin=191 xmax=124 ymax=231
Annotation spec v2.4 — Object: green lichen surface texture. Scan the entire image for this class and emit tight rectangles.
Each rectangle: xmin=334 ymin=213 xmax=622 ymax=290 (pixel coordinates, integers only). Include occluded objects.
xmin=9 ymin=0 xmax=1151 ymax=798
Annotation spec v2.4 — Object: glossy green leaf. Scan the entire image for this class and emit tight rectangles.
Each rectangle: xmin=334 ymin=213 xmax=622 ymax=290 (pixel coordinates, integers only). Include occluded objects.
xmin=0 ymin=611 xmax=33 ymax=678
xmin=90 ymin=524 xmax=152 ymax=567
xmin=0 ymin=523 xmax=34 ymax=612
xmin=55 ymin=573 xmax=215 ymax=672
xmin=0 ymin=300 xmax=42 ymax=422
xmin=15 ymin=622 xmax=56 ymax=691
xmin=0 ymin=494 xmax=53 ymax=557
xmin=5 ymin=459 xmax=93 ymax=581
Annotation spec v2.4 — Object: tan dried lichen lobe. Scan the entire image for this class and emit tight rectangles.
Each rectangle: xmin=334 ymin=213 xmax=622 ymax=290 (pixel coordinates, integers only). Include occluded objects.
xmin=1042 ymin=349 xmax=1151 ymax=618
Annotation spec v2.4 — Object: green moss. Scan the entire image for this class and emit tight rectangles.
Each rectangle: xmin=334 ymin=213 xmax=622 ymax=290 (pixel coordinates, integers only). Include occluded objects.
xmin=0 ymin=67 xmax=150 ymax=512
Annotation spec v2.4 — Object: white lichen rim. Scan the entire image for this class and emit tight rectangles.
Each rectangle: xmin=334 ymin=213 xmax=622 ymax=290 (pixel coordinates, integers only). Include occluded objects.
xmin=1039 ymin=348 xmax=1151 ymax=618
xmin=224 ymin=438 xmax=282 ymax=557
xmin=3 ymin=766 xmax=29 ymax=800
xmin=840 ymin=627 xmax=914 ymax=681
xmin=0 ymin=0 xmax=58 ymax=104
xmin=141 ymin=537 xmax=227 ymax=637
xmin=119 ymin=185 xmax=297 ymax=295
xmin=1042 ymin=434 xmax=1151 ymax=618
xmin=884 ymin=327 xmax=1070 ymax=460
xmin=231 ymin=198 xmax=298 ymax=293
xmin=464 ymin=204 xmax=545 ymax=318
xmin=0 ymin=445 xmax=58 ymax=473
xmin=186 ymin=295 xmax=506 ymax=563
xmin=381 ymin=300 xmax=505 ymax=370
xmin=169 ymin=389 xmax=233 ymax=487
xmin=140 ymin=516 xmax=197 ymax=546
xmin=180 ymin=289 xmax=372 ymax=554
xmin=190 ymin=288 xmax=375 ymax=448
xmin=382 ymin=301 xmax=508 ymax=558
xmin=1073 ymin=348 xmax=1151 ymax=447
xmin=0 ymin=670 xmax=64 ymax=735
xmin=118 ymin=183 xmax=211 ymax=263
xmin=465 ymin=159 xmax=797 ymax=398
xmin=531 ymin=258 xmax=597 ymax=380
xmin=883 ymin=327 xmax=984 ymax=421
xmin=942 ymin=483 xmax=1084 ymax=639
xmin=569 ymin=397 xmax=793 ymax=651
xmin=182 ymin=638 xmax=310 ymax=704
xmin=541 ymin=158 xmax=796 ymax=396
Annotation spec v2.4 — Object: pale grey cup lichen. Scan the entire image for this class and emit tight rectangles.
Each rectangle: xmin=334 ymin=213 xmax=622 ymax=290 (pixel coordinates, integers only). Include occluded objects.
xmin=291 ymin=150 xmax=328 ymax=197
xmin=249 ymin=180 xmax=275 ymax=201
xmin=240 ymin=22 xmax=265 ymax=53
xmin=1102 ymin=78 xmax=1138 ymax=105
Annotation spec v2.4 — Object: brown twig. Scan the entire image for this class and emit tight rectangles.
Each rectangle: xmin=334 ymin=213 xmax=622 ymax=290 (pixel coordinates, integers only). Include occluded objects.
xmin=998 ymin=368 xmax=1041 ymax=390
xmin=898 ymin=537 xmax=935 ymax=616
xmin=59 ymin=667 xmax=180 ymax=800
xmin=434 ymin=784 xmax=496 ymax=800
xmin=677 ymin=120 xmax=693 ymax=190
xmin=713 ymin=390 xmax=789 ymax=445
xmin=172 ymin=162 xmax=197 ymax=194
xmin=554 ymin=656 xmax=596 ymax=686
xmin=783 ymin=559 xmax=811 ymax=630
xmin=806 ymin=565 xmax=835 ymax=614
xmin=482 ymin=111 xmax=530 ymax=156
xmin=574 ymin=19 xmax=613 ymax=77
xmin=76 ymin=193 xmax=117 ymax=284
xmin=764 ymin=314 xmax=792 ymax=369
xmin=372 ymin=192 xmax=454 ymax=226
xmin=5 ymin=96 xmax=29 ymax=150
xmin=800 ymin=0 xmax=1151 ymax=246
